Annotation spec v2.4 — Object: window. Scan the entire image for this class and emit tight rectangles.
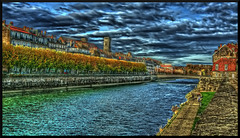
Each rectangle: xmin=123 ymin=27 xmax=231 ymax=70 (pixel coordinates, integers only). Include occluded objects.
xmin=17 ymin=32 xmax=20 ymax=38
xmin=215 ymin=64 xmax=219 ymax=70
xmin=11 ymin=31 xmax=14 ymax=37
xmin=225 ymin=64 xmax=228 ymax=71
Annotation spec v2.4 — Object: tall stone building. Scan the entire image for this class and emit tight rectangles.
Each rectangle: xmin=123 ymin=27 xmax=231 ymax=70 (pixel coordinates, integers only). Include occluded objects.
xmin=2 ymin=20 xmax=11 ymax=45
xmin=103 ymin=37 xmax=111 ymax=53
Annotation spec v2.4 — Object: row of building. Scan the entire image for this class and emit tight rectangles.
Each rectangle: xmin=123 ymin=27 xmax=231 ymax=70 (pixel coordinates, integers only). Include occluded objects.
xmin=156 ymin=64 xmax=212 ymax=76
xmin=2 ymin=20 xmax=111 ymax=55
xmin=156 ymin=42 xmax=238 ymax=78
xmin=2 ymin=20 xmax=160 ymax=74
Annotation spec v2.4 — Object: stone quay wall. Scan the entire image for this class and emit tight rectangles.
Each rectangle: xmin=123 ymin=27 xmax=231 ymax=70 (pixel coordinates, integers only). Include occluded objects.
xmin=192 ymin=80 xmax=238 ymax=136
xmin=196 ymin=77 xmax=238 ymax=92
xmin=2 ymin=76 xmax=151 ymax=91
xmin=196 ymin=77 xmax=223 ymax=92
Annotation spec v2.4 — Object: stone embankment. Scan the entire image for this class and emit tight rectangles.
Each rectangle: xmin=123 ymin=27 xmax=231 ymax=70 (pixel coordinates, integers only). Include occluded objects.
xmin=196 ymin=77 xmax=223 ymax=92
xmin=191 ymin=79 xmax=238 ymax=136
xmin=158 ymin=76 xmax=238 ymax=136
xmin=158 ymin=89 xmax=200 ymax=136
xmin=2 ymin=76 xmax=151 ymax=94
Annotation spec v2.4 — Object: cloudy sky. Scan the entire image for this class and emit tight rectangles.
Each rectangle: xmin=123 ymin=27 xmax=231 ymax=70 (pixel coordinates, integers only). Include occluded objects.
xmin=2 ymin=2 xmax=238 ymax=66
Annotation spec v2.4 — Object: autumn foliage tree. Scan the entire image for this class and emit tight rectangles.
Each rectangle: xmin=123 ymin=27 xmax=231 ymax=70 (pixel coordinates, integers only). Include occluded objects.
xmin=2 ymin=43 xmax=147 ymax=74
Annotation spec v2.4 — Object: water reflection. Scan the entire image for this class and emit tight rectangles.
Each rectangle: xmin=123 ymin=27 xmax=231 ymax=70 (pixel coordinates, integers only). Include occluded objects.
xmin=2 ymin=79 xmax=198 ymax=136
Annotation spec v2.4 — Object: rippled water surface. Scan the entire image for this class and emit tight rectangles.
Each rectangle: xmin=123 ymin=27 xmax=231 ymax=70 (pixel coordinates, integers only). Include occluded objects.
xmin=2 ymin=79 xmax=198 ymax=136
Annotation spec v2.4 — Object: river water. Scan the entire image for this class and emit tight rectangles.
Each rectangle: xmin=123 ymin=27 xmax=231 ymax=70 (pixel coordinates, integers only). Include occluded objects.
xmin=2 ymin=78 xmax=199 ymax=136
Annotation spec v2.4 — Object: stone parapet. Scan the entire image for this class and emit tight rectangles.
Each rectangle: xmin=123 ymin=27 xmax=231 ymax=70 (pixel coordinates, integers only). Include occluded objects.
xmin=2 ymin=76 xmax=151 ymax=91
xmin=196 ymin=77 xmax=223 ymax=92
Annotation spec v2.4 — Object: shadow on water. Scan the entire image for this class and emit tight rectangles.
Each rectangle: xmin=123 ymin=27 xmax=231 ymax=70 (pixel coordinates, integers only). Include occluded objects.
xmin=159 ymin=78 xmax=199 ymax=84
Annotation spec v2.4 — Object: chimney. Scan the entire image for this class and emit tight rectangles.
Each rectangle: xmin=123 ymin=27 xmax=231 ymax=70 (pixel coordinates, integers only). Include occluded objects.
xmin=220 ymin=44 xmax=222 ymax=48
xmin=44 ymin=31 xmax=47 ymax=36
xmin=23 ymin=26 xmax=26 ymax=30
xmin=26 ymin=27 xmax=30 ymax=32
xmin=9 ymin=21 xmax=13 ymax=26
xmin=51 ymin=34 xmax=53 ymax=39
xmin=35 ymin=30 xmax=38 ymax=36
xmin=41 ymin=30 xmax=43 ymax=36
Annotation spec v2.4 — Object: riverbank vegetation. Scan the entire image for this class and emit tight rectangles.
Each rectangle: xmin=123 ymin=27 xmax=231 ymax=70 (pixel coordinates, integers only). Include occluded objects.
xmin=191 ymin=92 xmax=216 ymax=133
xmin=197 ymin=92 xmax=216 ymax=115
xmin=2 ymin=43 xmax=147 ymax=75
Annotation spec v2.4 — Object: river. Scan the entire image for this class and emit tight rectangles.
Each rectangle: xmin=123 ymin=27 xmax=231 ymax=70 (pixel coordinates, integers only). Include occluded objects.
xmin=2 ymin=78 xmax=199 ymax=136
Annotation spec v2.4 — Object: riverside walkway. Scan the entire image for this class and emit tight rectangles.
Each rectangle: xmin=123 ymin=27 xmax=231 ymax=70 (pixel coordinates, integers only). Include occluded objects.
xmin=160 ymin=91 xmax=200 ymax=136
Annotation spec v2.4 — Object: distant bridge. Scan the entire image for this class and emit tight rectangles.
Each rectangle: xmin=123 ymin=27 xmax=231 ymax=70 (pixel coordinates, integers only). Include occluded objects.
xmin=157 ymin=74 xmax=201 ymax=79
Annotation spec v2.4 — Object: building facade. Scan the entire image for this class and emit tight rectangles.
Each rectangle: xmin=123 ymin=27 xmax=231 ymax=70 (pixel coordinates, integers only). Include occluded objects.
xmin=2 ymin=20 xmax=163 ymax=69
xmin=212 ymin=43 xmax=238 ymax=78
xmin=2 ymin=20 xmax=67 ymax=50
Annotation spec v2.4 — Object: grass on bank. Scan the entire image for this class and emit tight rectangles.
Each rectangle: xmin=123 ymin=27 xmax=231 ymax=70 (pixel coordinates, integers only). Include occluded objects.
xmin=197 ymin=92 xmax=216 ymax=115
xmin=191 ymin=92 xmax=216 ymax=133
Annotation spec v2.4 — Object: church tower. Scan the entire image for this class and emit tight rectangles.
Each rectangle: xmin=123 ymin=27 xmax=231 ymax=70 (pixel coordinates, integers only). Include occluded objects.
xmin=103 ymin=37 xmax=111 ymax=53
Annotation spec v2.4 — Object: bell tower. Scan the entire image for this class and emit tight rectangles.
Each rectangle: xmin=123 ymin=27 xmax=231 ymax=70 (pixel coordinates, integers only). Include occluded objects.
xmin=103 ymin=37 xmax=111 ymax=53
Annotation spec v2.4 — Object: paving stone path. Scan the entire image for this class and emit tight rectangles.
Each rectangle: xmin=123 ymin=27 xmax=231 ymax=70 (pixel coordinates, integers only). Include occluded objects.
xmin=160 ymin=93 xmax=200 ymax=136
xmin=191 ymin=79 xmax=238 ymax=136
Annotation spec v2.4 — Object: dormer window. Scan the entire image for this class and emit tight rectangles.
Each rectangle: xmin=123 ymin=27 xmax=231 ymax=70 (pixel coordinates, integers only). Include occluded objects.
xmin=215 ymin=64 xmax=219 ymax=70
xmin=225 ymin=64 xmax=228 ymax=71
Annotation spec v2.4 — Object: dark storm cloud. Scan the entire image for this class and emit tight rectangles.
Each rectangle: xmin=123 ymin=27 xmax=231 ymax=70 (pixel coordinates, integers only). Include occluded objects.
xmin=58 ymin=7 xmax=72 ymax=12
xmin=2 ymin=2 xmax=238 ymax=66
xmin=69 ymin=10 xmax=104 ymax=22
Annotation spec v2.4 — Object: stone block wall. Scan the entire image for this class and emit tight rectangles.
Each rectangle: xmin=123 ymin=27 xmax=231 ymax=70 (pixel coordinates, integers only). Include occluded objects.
xmin=196 ymin=77 xmax=223 ymax=92
xmin=2 ymin=76 xmax=151 ymax=91
xmin=192 ymin=81 xmax=238 ymax=136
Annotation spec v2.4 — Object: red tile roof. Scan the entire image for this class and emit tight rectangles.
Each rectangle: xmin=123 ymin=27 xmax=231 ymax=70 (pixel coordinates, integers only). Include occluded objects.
xmin=9 ymin=26 xmax=36 ymax=36
xmin=227 ymin=43 xmax=238 ymax=53
xmin=161 ymin=64 xmax=172 ymax=68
